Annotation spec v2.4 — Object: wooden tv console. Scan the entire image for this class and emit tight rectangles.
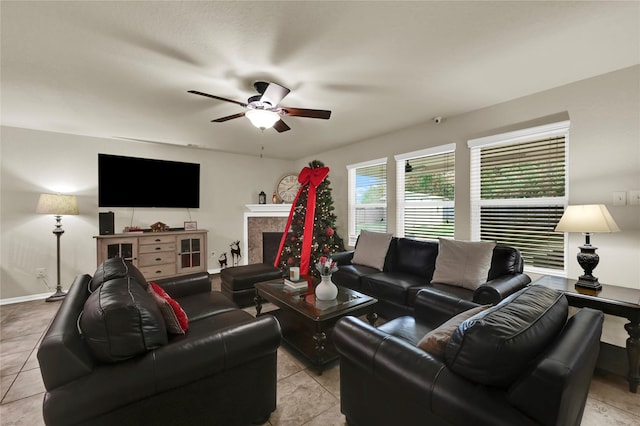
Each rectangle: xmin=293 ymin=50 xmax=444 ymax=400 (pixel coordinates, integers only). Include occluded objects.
xmin=94 ymin=230 xmax=208 ymax=281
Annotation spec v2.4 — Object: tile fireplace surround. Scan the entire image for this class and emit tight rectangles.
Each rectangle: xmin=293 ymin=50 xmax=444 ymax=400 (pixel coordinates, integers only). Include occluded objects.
xmin=243 ymin=204 xmax=291 ymax=265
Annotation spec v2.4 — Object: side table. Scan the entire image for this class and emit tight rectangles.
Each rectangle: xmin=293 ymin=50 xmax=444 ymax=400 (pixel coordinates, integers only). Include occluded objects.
xmin=533 ymin=275 xmax=640 ymax=393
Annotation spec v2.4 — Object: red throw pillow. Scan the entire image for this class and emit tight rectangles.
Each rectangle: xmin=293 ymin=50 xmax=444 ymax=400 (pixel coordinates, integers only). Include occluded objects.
xmin=148 ymin=282 xmax=189 ymax=333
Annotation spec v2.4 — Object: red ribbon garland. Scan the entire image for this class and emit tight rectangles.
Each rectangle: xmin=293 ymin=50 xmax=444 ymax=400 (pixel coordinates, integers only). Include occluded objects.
xmin=274 ymin=166 xmax=330 ymax=275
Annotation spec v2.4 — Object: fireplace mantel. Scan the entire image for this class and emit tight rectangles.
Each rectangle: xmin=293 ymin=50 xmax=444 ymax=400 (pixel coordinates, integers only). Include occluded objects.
xmin=243 ymin=204 xmax=292 ymax=265
xmin=244 ymin=204 xmax=292 ymax=213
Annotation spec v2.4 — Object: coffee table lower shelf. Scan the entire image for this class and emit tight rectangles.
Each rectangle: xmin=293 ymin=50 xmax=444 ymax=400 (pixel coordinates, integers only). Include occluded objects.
xmin=268 ymin=308 xmax=342 ymax=371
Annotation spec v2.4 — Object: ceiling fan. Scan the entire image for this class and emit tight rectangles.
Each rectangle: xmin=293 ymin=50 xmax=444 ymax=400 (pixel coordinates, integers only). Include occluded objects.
xmin=188 ymin=81 xmax=331 ymax=132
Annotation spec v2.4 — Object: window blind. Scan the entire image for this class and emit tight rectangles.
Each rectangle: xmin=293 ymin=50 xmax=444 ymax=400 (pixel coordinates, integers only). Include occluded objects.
xmin=347 ymin=159 xmax=387 ymax=245
xmin=469 ymin=123 xmax=568 ymax=273
xmin=396 ymin=145 xmax=455 ymax=240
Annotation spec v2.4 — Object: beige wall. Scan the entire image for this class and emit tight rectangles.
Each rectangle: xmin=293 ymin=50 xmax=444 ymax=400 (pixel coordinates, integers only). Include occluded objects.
xmin=299 ymin=65 xmax=640 ymax=289
xmin=0 ymin=128 xmax=292 ymax=300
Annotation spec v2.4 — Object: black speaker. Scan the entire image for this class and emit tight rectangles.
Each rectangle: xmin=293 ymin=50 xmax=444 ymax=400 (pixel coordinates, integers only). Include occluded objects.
xmin=99 ymin=211 xmax=115 ymax=235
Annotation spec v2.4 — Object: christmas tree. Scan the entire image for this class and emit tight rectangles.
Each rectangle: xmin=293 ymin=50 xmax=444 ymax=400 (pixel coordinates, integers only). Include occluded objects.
xmin=277 ymin=160 xmax=345 ymax=277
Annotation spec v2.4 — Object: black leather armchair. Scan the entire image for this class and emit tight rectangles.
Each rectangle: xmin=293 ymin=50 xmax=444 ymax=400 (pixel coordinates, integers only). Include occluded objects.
xmin=334 ymin=285 xmax=604 ymax=426
xmin=38 ymin=259 xmax=282 ymax=426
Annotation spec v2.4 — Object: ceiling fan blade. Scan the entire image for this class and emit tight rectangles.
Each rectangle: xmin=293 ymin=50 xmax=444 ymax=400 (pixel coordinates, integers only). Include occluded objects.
xmin=211 ymin=112 xmax=246 ymax=122
xmin=260 ymin=82 xmax=290 ymax=107
xmin=281 ymin=107 xmax=331 ymax=120
xmin=273 ymin=119 xmax=291 ymax=133
xmin=188 ymin=90 xmax=247 ymax=107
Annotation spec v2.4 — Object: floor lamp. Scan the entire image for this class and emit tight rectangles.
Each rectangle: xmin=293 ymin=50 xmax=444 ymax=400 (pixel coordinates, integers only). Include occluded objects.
xmin=36 ymin=193 xmax=79 ymax=302
xmin=555 ymin=204 xmax=620 ymax=290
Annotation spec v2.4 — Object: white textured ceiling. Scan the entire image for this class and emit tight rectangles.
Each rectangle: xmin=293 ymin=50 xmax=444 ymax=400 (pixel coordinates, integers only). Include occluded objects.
xmin=2 ymin=1 xmax=638 ymax=159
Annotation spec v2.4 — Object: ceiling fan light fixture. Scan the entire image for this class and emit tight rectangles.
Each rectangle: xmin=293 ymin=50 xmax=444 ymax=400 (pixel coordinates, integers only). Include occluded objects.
xmin=245 ymin=109 xmax=280 ymax=129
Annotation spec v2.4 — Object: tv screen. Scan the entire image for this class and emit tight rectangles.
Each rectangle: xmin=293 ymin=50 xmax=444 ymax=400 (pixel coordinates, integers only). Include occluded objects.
xmin=98 ymin=154 xmax=200 ymax=208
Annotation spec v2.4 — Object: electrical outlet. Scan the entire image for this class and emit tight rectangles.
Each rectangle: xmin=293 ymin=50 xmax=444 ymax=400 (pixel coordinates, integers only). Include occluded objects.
xmin=36 ymin=268 xmax=46 ymax=278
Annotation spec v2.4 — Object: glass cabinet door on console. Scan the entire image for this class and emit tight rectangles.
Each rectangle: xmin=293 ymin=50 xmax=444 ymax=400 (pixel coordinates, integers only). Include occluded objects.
xmin=177 ymin=234 xmax=206 ymax=274
xmin=101 ymin=238 xmax=138 ymax=265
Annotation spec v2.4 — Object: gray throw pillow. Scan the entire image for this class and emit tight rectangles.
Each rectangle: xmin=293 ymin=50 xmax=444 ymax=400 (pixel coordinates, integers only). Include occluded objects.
xmin=431 ymin=238 xmax=496 ymax=290
xmin=351 ymin=230 xmax=393 ymax=271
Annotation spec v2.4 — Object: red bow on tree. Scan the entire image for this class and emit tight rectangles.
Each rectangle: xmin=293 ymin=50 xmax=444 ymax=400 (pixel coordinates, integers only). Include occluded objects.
xmin=274 ymin=166 xmax=330 ymax=275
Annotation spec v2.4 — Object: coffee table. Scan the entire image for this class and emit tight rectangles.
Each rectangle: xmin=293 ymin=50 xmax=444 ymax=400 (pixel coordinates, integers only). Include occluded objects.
xmin=254 ymin=280 xmax=378 ymax=372
xmin=533 ymin=275 xmax=640 ymax=393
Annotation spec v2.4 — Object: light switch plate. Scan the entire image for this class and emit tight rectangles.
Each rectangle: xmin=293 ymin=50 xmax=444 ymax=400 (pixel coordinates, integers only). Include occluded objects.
xmin=629 ymin=190 xmax=640 ymax=206
xmin=613 ymin=191 xmax=626 ymax=206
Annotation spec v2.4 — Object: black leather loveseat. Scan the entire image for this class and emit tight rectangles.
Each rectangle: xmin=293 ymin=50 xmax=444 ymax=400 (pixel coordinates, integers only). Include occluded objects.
xmin=37 ymin=258 xmax=282 ymax=426
xmin=332 ymin=235 xmax=531 ymax=318
xmin=334 ymin=285 xmax=604 ymax=426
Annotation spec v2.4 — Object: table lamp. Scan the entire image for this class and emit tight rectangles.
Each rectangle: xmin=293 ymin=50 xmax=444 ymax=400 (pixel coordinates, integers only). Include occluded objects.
xmin=36 ymin=193 xmax=79 ymax=301
xmin=555 ymin=204 xmax=620 ymax=290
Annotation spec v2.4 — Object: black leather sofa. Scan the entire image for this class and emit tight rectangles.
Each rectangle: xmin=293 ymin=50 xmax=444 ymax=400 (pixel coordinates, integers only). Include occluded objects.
xmin=331 ymin=237 xmax=531 ymax=318
xmin=334 ymin=285 xmax=604 ymax=426
xmin=37 ymin=258 xmax=282 ymax=426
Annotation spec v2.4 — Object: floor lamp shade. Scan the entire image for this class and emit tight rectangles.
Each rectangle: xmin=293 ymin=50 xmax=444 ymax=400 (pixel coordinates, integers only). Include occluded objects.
xmin=36 ymin=193 xmax=79 ymax=301
xmin=36 ymin=193 xmax=79 ymax=215
xmin=555 ymin=204 xmax=620 ymax=290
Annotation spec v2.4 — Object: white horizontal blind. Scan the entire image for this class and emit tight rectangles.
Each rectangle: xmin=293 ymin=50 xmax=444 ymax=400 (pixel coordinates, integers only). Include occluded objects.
xmin=396 ymin=145 xmax=455 ymax=240
xmin=469 ymin=122 xmax=568 ymax=273
xmin=347 ymin=159 xmax=387 ymax=246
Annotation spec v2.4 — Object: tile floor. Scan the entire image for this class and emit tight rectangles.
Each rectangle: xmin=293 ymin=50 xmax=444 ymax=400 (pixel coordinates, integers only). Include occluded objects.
xmin=1 ymin=276 xmax=639 ymax=426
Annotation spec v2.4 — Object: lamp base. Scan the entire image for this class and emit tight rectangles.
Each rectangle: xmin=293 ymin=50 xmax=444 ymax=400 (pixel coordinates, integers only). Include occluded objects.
xmin=575 ymin=275 xmax=602 ymax=291
xmin=46 ymin=289 xmax=67 ymax=302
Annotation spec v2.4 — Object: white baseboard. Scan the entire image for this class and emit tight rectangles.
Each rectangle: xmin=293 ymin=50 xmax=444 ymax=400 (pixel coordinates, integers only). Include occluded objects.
xmin=0 ymin=291 xmax=58 ymax=306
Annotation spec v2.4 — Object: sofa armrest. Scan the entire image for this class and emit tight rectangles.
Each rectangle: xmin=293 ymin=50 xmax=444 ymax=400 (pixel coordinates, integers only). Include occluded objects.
xmin=153 ymin=272 xmax=211 ymax=299
xmin=332 ymin=250 xmax=354 ymax=265
xmin=472 ymin=273 xmax=531 ymax=305
xmin=413 ymin=288 xmax=480 ymax=327
xmin=38 ymin=274 xmax=95 ymax=391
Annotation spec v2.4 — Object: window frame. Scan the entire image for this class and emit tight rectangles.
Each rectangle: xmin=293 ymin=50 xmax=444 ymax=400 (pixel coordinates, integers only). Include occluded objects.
xmin=468 ymin=121 xmax=570 ymax=276
xmin=395 ymin=143 xmax=456 ymax=239
xmin=346 ymin=157 xmax=388 ymax=246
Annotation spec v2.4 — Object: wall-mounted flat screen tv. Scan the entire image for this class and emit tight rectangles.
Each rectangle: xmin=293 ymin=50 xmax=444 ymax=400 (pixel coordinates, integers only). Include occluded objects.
xmin=98 ymin=154 xmax=200 ymax=208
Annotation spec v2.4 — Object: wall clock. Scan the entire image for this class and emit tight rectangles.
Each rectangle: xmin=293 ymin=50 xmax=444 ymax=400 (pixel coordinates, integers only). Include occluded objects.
xmin=276 ymin=174 xmax=301 ymax=203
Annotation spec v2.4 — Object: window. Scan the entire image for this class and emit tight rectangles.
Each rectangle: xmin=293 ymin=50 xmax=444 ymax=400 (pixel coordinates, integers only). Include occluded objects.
xmin=395 ymin=144 xmax=455 ymax=240
xmin=468 ymin=121 xmax=569 ymax=274
xmin=347 ymin=158 xmax=387 ymax=246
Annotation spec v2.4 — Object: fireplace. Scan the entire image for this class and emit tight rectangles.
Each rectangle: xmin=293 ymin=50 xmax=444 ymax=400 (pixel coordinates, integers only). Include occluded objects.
xmin=243 ymin=204 xmax=291 ymax=265
xmin=262 ymin=232 xmax=291 ymax=266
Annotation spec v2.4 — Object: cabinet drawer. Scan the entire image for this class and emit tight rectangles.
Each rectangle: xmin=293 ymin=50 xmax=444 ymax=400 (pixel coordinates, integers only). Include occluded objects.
xmin=139 ymin=235 xmax=176 ymax=245
xmin=139 ymin=264 xmax=177 ymax=280
xmin=139 ymin=243 xmax=176 ymax=254
xmin=139 ymin=252 xmax=176 ymax=267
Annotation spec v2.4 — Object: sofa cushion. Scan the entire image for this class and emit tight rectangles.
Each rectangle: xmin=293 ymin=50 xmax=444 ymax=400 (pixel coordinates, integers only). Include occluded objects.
xmin=393 ymin=238 xmax=438 ymax=279
xmin=361 ymin=272 xmax=424 ymax=306
xmin=432 ymin=238 xmax=496 ymax=290
xmin=89 ymin=257 xmax=148 ymax=293
xmin=148 ymin=282 xmax=188 ymax=334
xmin=417 ymin=304 xmax=490 ymax=357
xmin=79 ymin=276 xmax=168 ymax=363
xmin=445 ymin=285 xmax=568 ymax=387
xmin=351 ymin=230 xmax=393 ymax=271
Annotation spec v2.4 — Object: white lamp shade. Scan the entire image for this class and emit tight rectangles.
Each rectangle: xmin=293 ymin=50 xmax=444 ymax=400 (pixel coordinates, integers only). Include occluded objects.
xmin=555 ymin=204 xmax=620 ymax=233
xmin=36 ymin=193 xmax=79 ymax=215
xmin=245 ymin=109 xmax=280 ymax=129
